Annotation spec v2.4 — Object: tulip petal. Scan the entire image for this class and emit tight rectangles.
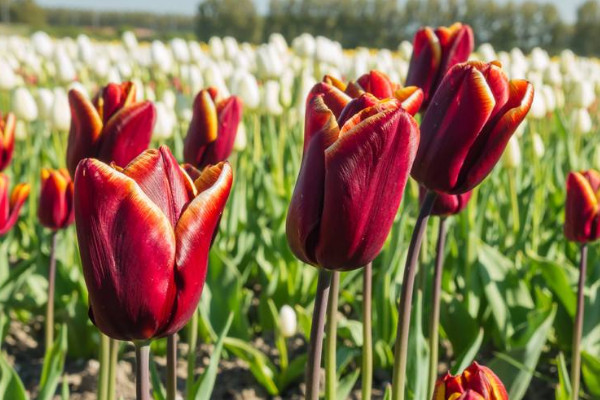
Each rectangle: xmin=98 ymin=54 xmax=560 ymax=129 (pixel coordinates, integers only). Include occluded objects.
xmin=322 ymin=74 xmax=347 ymax=91
xmin=337 ymin=93 xmax=379 ymax=128
xmin=67 ymin=89 xmax=103 ymax=176
xmin=306 ymin=83 xmax=351 ymax=120
xmin=74 ymin=159 xmax=176 ymax=340
xmin=161 ymin=162 xmax=233 ymax=335
xmin=98 ymin=101 xmax=155 ymax=168
xmin=406 ymin=27 xmax=442 ymax=102
xmin=123 ymin=147 xmax=193 ymax=227
xmin=197 ymin=96 xmax=243 ymax=168
xmin=413 ymin=64 xmax=497 ymax=193
xmin=0 ymin=174 xmax=8 ymax=226
xmin=457 ymin=80 xmax=533 ymax=192
xmin=0 ymin=113 xmax=15 ymax=171
xmin=438 ymin=24 xmax=474 ymax=82
xmin=478 ymin=365 xmax=509 ymax=400
xmin=395 ymin=86 xmax=424 ymax=116
xmin=565 ymin=172 xmax=599 ymax=242
xmin=183 ymin=90 xmax=219 ymax=166
xmin=38 ymin=169 xmax=70 ymax=230
xmin=315 ymin=104 xmax=419 ymax=270
xmin=0 ymin=182 xmax=29 ymax=236
xmin=357 ymin=70 xmax=395 ymax=99
xmin=304 ymin=94 xmax=342 ymax=151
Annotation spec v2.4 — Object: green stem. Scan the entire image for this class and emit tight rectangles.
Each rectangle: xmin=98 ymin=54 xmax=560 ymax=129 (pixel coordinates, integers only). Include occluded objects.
xmin=325 ymin=271 xmax=340 ymax=400
xmin=108 ymin=339 xmax=119 ymax=400
xmin=571 ymin=244 xmax=587 ymax=400
xmin=45 ymin=231 xmax=58 ymax=352
xmin=186 ymin=310 xmax=198 ymax=399
xmin=98 ymin=333 xmax=110 ymax=400
xmin=135 ymin=342 xmax=151 ymax=400
xmin=167 ymin=334 xmax=177 ymax=400
xmin=508 ymin=171 xmax=520 ymax=235
xmin=391 ymin=191 xmax=436 ymax=400
xmin=306 ymin=269 xmax=333 ymax=400
xmin=362 ymin=262 xmax=373 ymax=400
xmin=428 ymin=218 xmax=448 ymax=399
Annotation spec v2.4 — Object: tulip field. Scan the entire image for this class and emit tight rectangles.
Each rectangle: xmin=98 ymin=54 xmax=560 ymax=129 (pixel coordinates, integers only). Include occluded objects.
xmin=1 ymin=25 xmax=600 ymax=400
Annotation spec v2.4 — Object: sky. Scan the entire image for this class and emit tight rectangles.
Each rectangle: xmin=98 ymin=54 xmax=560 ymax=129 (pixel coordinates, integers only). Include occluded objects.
xmin=36 ymin=0 xmax=584 ymax=23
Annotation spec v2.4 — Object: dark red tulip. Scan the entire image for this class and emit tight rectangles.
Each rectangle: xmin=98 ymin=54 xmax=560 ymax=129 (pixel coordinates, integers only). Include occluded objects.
xmin=74 ymin=146 xmax=233 ymax=340
xmin=0 ymin=173 xmax=30 ymax=236
xmin=183 ymin=88 xmax=243 ymax=169
xmin=0 ymin=113 xmax=16 ymax=172
xmin=287 ymin=83 xmax=419 ymax=270
xmin=412 ymin=61 xmax=534 ymax=194
xmin=565 ymin=170 xmax=600 ymax=243
xmin=433 ymin=362 xmax=508 ymax=400
xmin=419 ymin=186 xmax=472 ymax=217
xmin=406 ymin=22 xmax=474 ymax=109
xmin=38 ymin=168 xmax=74 ymax=231
xmin=66 ymin=82 xmax=156 ymax=176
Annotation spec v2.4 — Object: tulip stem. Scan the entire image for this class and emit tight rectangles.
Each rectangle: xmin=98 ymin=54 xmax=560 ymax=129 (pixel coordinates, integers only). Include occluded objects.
xmin=108 ymin=338 xmax=119 ymax=400
xmin=325 ymin=271 xmax=340 ymax=400
xmin=98 ymin=334 xmax=110 ymax=400
xmin=571 ymin=244 xmax=587 ymax=400
xmin=45 ymin=231 xmax=58 ymax=352
xmin=306 ymin=269 xmax=333 ymax=400
xmin=508 ymin=171 xmax=520 ymax=235
xmin=362 ymin=262 xmax=373 ymax=400
xmin=427 ymin=218 xmax=448 ymax=399
xmin=167 ymin=334 xmax=177 ymax=400
xmin=135 ymin=342 xmax=151 ymax=400
xmin=186 ymin=310 xmax=199 ymax=398
xmin=391 ymin=191 xmax=436 ymax=400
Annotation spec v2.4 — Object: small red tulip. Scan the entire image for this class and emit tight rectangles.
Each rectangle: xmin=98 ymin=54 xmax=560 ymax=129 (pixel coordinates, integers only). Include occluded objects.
xmin=38 ymin=168 xmax=74 ymax=231
xmin=287 ymin=83 xmax=419 ymax=270
xmin=183 ymin=88 xmax=243 ymax=169
xmin=74 ymin=146 xmax=233 ymax=340
xmin=0 ymin=113 xmax=16 ymax=172
xmin=565 ymin=170 xmax=600 ymax=243
xmin=419 ymin=186 xmax=472 ymax=217
xmin=433 ymin=362 xmax=508 ymax=400
xmin=412 ymin=61 xmax=534 ymax=194
xmin=406 ymin=22 xmax=474 ymax=109
xmin=67 ymin=82 xmax=156 ymax=176
xmin=0 ymin=173 xmax=30 ymax=236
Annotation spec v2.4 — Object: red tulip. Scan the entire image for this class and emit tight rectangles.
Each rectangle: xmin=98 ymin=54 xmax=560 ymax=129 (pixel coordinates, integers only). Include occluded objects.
xmin=433 ymin=362 xmax=508 ymax=400
xmin=74 ymin=146 xmax=233 ymax=340
xmin=406 ymin=22 xmax=474 ymax=109
xmin=0 ymin=113 xmax=16 ymax=172
xmin=419 ymin=186 xmax=472 ymax=217
xmin=0 ymin=173 xmax=30 ymax=236
xmin=287 ymin=83 xmax=419 ymax=270
xmin=565 ymin=170 xmax=600 ymax=243
xmin=183 ymin=88 xmax=243 ymax=169
xmin=67 ymin=82 xmax=156 ymax=176
xmin=38 ymin=168 xmax=74 ymax=230
xmin=412 ymin=61 xmax=534 ymax=194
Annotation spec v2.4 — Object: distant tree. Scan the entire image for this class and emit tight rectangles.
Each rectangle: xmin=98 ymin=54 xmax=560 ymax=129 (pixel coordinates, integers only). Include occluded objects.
xmin=572 ymin=0 xmax=600 ymax=56
xmin=196 ymin=0 xmax=261 ymax=42
xmin=10 ymin=0 xmax=45 ymax=26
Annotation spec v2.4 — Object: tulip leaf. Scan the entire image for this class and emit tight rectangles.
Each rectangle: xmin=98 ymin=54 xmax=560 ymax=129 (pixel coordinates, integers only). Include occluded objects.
xmin=38 ymin=324 xmax=68 ymax=400
xmin=406 ymin=290 xmax=428 ymax=400
xmin=0 ymin=351 xmax=28 ymax=400
xmin=193 ymin=312 xmax=233 ymax=400
xmin=554 ymin=353 xmax=571 ymax=400
xmin=223 ymin=337 xmax=279 ymax=395
xmin=277 ymin=354 xmax=307 ymax=391
xmin=150 ymin=357 xmax=166 ymax=400
xmin=582 ymin=351 xmax=600 ymax=397
xmin=451 ymin=328 xmax=484 ymax=375
xmin=337 ymin=368 xmax=360 ymax=400
xmin=529 ymin=254 xmax=577 ymax=317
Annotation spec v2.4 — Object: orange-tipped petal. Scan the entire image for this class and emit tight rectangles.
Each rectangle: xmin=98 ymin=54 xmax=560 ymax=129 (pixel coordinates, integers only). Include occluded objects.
xmin=0 ymin=180 xmax=29 ymax=236
xmin=395 ymin=86 xmax=424 ymax=116
xmin=565 ymin=171 xmax=600 ymax=242
xmin=323 ymin=74 xmax=347 ymax=91
xmin=356 ymin=70 xmax=396 ymax=99
xmin=183 ymin=90 xmax=219 ymax=166
xmin=38 ymin=168 xmax=74 ymax=230
xmin=306 ymin=82 xmax=351 ymax=120
xmin=0 ymin=113 xmax=16 ymax=171
xmin=67 ymin=89 xmax=103 ymax=176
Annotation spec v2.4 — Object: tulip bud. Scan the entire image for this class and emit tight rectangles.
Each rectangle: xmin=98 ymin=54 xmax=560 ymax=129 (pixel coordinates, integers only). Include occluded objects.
xmin=153 ymin=102 xmax=177 ymax=140
xmin=292 ymin=33 xmax=316 ymax=58
xmin=0 ymin=173 xmax=30 ymax=236
xmin=502 ymin=136 xmax=521 ymax=169
xmin=433 ymin=362 xmax=508 ymax=400
xmin=13 ymin=87 xmax=39 ymax=122
xmin=528 ymin=90 xmax=546 ymax=119
xmin=287 ymin=84 xmax=419 ymax=270
xmin=0 ymin=113 xmax=16 ymax=171
xmin=74 ymin=146 xmax=233 ymax=340
xmin=122 ymin=31 xmax=138 ymax=50
xmin=231 ymin=71 xmax=260 ymax=110
xmin=412 ymin=61 xmax=534 ymax=194
xmin=279 ymin=305 xmax=297 ymax=338
xmin=38 ymin=168 xmax=74 ymax=231
xmin=263 ymin=81 xmax=284 ymax=115
xmin=565 ymin=170 xmax=600 ymax=243
xmin=234 ymin=121 xmax=247 ymax=151
xmin=532 ymin=133 xmax=545 ymax=159
xmin=37 ymin=88 xmax=54 ymax=122
xmin=571 ymin=108 xmax=593 ymax=136
xmin=0 ymin=58 xmax=18 ymax=90
xmin=52 ymin=88 xmax=71 ymax=132
xmin=183 ymin=88 xmax=243 ymax=169
xmin=406 ymin=23 xmax=474 ymax=109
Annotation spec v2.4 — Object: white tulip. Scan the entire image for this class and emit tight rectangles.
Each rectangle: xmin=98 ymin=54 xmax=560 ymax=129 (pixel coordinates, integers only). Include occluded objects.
xmin=52 ymin=88 xmax=71 ymax=132
xmin=122 ymin=31 xmax=138 ymax=50
xmin=162 ymin=90 xmax=177 ymax=109
xmin=256 ymin=44 xmax=284 ymax=78
xmin=36 ymin=88 xmax=54 ymax=121
xmin=204 ymin=62 xmax=230 ymax=97
xmin=68 ymin=82 xmax=89 ymax=99
xmin=570 ymin=80 xmax=595 ymax=109
xmin=0 ymin=59 xmax=17 ymax=90
xmin=231 ymin=71 xmax=260 ymax=109
xmin=292 ymin=33 xmax=316 ymax=58
xmin=153 ymin=101 xmax=176 ymax=139
xmin=170 ymin=38 xmax=190 ymax=63
xmin=13 ymin=87 xmax=38 ymax=122
xmin=529 ymin=90 xmax=546 ymax=119
xmin=269 ymin=33 xmax=288 ymax=56
xmin=279 ymin=305 xmax=297 ymax=338
xmin=31 ymin=31 xmax=53 ymax=57
xmin=56 ymin=50 xmax=76 ymax=83
xmin=280 ymin=70 xmax=294 ymax=108
xmin=209 ymin=37 xmax=225 ymax=60
xmin=514 ymin=119 xmax=528 ymax=137
xmin=263 ymin=80 xmax=283 ymax=115
xmin=530 ymin=47 xmax=549 ymax=71
xmin=234 ymin=121 xmax=247 ymax=151
xmin=77 ymin=34 xmax=94 ymax=64
xmin=503 ymin=136 xmax=521 ymax=169
xmin=398 ymin=41 xmax=413 ymax=61
xmin=477 ymin=43 xmax=497 ymax=62
xmin=542 ymin=85 xmax=556 ymax=113
xmin=572 ymin=108 xmax=593 ymax=135
xmin=532 ymin=133 xmax=545 ymax=159
xmin=223 ymin=36 xmax=239 ymax=60
xmin=14 ymin=120 xmax=28 ymax=140
xmin=151 ymin=41 xmax=173 ymax=73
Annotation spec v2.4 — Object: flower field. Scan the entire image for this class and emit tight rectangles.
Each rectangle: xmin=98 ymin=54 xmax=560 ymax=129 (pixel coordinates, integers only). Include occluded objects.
xmin=0 ymin=26 xmax=599 ymax=400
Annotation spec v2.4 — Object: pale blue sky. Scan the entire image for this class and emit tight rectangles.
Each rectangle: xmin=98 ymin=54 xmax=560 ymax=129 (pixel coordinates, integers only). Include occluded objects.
xmin=36 ymin=0 xmax=583 ymax=22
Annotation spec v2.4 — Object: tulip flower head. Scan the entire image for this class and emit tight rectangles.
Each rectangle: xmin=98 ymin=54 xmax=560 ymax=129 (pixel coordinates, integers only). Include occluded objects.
xmin=412 ymin=60 xmax=534 ymax=194
xmin=0 ymin=173 xmax=30 ymax=236
xmin=38 ymin=168 xmax=74 ymax=231
xmin=433 ymin=362 xmax=508 ymax=400
xmin=406 ymin=22 xmax=474 ymax=109
xmin=565 ymin=170 xmax=600 ymax=243
xmin=419 ymin=186 xmax=472 ymax=217
xmin=67 ymin=81 xmax=156 ymax=176
xmin=183 ymin=87 xmax=243 ymax=169
xmin=74 ymin=146 xmax=233 ymax=340
xmin=0 ymin=113 xmax=16 ymax=171
xmin=287 ymin=83 xmax=419 ymax=270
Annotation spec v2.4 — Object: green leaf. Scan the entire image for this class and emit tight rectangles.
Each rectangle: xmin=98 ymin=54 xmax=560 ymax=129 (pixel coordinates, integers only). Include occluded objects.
xmin=451 ymin=328 xmax=483 ymax=375
xmin=0 ymin=352 xmax=28 ymax=400
xmin=530 ymin=255 xmax=576 ymax=317
xmin=150 ymin=356 xmax=166 ymax=400
xmin=554 ymin=353 xmax=571 ymax=400
xmin=193 ymin=313 xmax=234 ymax=400
xmin=38 ymin=324 xmax=68 ymax=400
xmin=336 ymin=369 xmax=360 ymax=400
xmin=224 ymin=337 xmax=279 ymax=395
xmin=277 ymin=354 xmax=307 ymax=391
xmin=582 ymin=351 xmax=600 ymax=397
